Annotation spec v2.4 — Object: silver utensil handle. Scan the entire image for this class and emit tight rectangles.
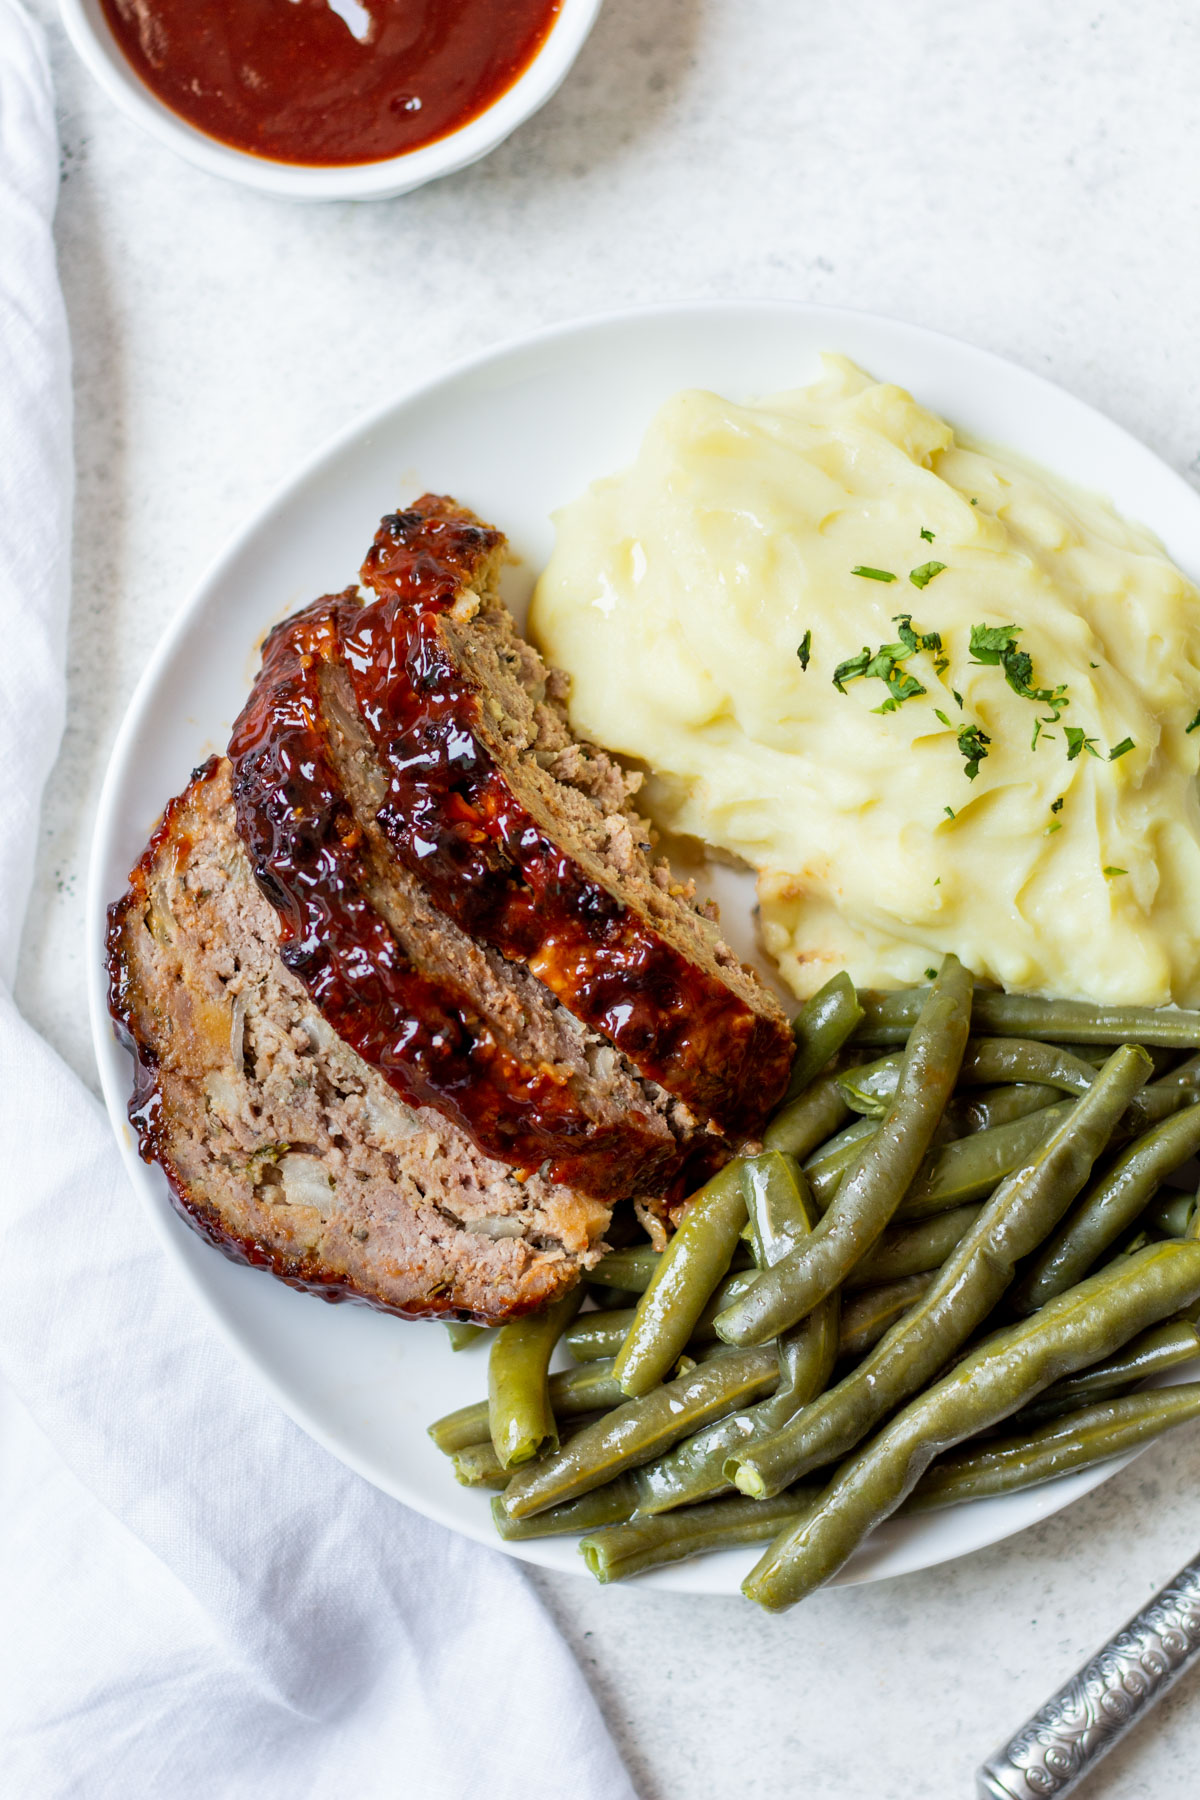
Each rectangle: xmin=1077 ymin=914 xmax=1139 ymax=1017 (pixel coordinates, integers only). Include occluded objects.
xmin=977 ymin=1555 xmax=1200 ymax=1799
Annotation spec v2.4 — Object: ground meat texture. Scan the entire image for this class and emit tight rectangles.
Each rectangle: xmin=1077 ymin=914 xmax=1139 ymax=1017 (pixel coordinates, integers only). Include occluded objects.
xmin=228 ymin=595 xmax=683 ymax=1203
xmin=352 ymin=493 xmax=795 ymax=1142
xmin=105 ymin=759 xmax=613 ymax=1323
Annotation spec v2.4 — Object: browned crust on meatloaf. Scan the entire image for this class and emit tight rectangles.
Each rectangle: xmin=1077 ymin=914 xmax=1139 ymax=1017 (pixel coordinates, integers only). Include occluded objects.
xmin=105 ymin=758 xmax=613 ymax=1323
xmin=353 ymin=494 xmax=794 ymax=1140
xmin=228 ymin=594 xmax=685 ymax=1202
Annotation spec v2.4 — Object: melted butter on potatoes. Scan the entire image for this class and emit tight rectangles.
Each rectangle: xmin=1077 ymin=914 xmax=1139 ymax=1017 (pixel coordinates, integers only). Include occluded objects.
xmin=530 ymin=357 xmax=1200 ymax=1006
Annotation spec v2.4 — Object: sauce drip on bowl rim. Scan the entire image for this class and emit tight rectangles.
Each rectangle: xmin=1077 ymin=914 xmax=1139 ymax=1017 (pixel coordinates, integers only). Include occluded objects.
xmin=98 ymin=0 xmax=563 ymax=168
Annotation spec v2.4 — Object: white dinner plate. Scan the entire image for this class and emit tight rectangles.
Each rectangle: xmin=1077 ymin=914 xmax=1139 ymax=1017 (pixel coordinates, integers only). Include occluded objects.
xmin=87 ymin=302 xmax=1200 ymax=1594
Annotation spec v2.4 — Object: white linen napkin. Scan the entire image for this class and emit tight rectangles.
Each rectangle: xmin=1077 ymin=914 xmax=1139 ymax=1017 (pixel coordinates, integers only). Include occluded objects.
xmin=0 ymin=9 xmax=636 ymax=1795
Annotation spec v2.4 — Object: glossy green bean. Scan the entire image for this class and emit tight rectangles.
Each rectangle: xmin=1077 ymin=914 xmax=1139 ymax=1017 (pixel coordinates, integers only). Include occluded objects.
xmin=959 ymin=1038 xmax=1098 ymax=1095
xmin=588 ymin=1244 xmax=662 ymax=1292
xmin=633 ymin=1158 xmax=839 ymax=1516
xmin=764 ymin=1071 xmax=854 ymax=1160
xmin=501 ymin=1345 xmax=781 ymax=1520
xmin=905 ymin=1383 xmax=1200 ymax=1513
xmin=1148 ymin=1191 xmax=1200 ymax=1238
xmin=488 ymin=1288 xmax=584 ymax=1468
xmin=444 ymin=1322 xmax=487 ymax=1351
xmin=742 ymin=1238 xmax=1200 ymax=1610
xmin=896 ymin=1101 xmax=1072 ymax=1220
xmin=429 ymin=1357 xmax=624 ymax=1454
xmin=855 ymin=988 xmax=1200 ymax=1047
xmin=490 ymin=1475 xmax=646 ymax=1540
xmin=844 ymin=1043 xmax=1094 ymax=1119
xmin=1011 ymin=1104 xmax=1200 ymax=1313
xmin=613 ymin=1161 xmax=748 ymax=1397
xmin=715 ymin=956 xmax=973 ymax=1347
xmin=785 ymin=972 xmax=865 ymax=1100
xmin=730 ymin=1046 xmax=1152 ymax=1499
xmin=837 ymin=1054 xmax=904 ymax=1118
xmin=1009 ymin=1319 xmax=1200 ymax=1426
xmin=581 ymin=1492 xmax=820 ymax=1584
xmin=451 ymin=1441 xmax=510 ymax=1489
xmin=837 ymin=1274 xmax=936 ymax=1361
xmin=803 ymin=1115 xmax=879 ymax=1209
xmin=847 ymin=1203 xmax=984 ymax=1288
xmin=951 ymin=1085 xmax=1062 ymax=1135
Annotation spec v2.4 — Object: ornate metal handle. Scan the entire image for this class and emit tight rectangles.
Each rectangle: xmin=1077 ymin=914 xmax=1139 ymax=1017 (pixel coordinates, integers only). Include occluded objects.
xmin=978 ymin=1554 xmax=1200 ymax=1799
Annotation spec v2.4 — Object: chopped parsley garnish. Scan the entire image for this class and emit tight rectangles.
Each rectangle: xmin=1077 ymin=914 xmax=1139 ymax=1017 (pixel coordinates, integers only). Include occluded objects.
xmin=1188 ymin=709 xmax=1200 ymax=735
xmin=1031 ymin=717 xmax=1056 ymax=751
xmin=969 ymin=623 xmax=1069 ymax=721
xmin=797 ymin=629 xmax=812 ymax=671
xmin=925 ymin=967 xmax=938 ymax=980
xmin=1108 ymin=737 xmax=1135 ymax=761
xmin=1103 ymin=866 xmax=1127 ymax=878
xmin=1051 ymin=796 xmax=1064 ymax=813
xmin=1065 ymin=726 xmax=1101 ymax=761
xmin=934 ymin=709 xmax=953 ymax=728
xmin=952 ymin=689 xmax=964 ymax=709
xmin=851 ymin=566 xmax=897 ymax=582
xmin=957 ymin=722 xmax=991 ymax=781
xmin=943 ymin=805 xmax=956 ymax=820
xmin=832 ymin=614 xmax=942 ymax=712
xmin=970 ymin=497 xmax=979 ymax=505
xmin=920 ymin=527 xmax=936 ymax=543
xmin=909 ymin=561 xmax=947 ymax=590
xmin=1046 ymin=820 xmax=1063 ymax=835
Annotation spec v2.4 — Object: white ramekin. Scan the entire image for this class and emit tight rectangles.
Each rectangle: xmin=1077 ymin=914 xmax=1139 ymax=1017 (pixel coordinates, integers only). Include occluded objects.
xmin=59 ymin=0 xmax=602 ymax=201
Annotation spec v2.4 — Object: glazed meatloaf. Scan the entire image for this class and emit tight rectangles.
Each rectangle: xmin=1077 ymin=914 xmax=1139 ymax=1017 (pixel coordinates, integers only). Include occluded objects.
xmin=229 ymin=590 xmax=692 ymax=1203
xmin=107 ymin=759 xmax=613 ymax=1322
xmin=232 ymin=493 xmax=793 ymax=1168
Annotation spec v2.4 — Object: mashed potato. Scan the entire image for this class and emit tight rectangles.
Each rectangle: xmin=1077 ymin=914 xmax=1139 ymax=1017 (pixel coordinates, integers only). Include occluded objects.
xmin=530 ymin=357 xmax=1200 ymax=1005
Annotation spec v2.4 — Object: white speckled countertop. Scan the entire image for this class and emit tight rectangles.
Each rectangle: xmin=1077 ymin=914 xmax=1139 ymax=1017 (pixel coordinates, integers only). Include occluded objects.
xmin=19 ymin=0 xmax=1200 ymax=1792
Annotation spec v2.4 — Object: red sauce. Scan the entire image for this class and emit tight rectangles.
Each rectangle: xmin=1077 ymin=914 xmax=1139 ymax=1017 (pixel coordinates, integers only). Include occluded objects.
xmin=98 ymin=0 xmax=563 ymax=167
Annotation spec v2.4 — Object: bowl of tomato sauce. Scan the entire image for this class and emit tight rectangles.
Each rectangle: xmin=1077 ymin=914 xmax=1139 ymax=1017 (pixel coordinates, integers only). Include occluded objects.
xmin=60 ymin=0 xmax=602 ymax=200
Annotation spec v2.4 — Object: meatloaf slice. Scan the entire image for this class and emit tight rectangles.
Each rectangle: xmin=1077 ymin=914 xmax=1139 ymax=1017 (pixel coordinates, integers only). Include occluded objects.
xmin=106 ymin=758 xmax=613 ymax=1323
xmin=229 ymin=594 xmax=686 ymax=1204
xmin=352 ymin=493 xmax=794 ymax=1142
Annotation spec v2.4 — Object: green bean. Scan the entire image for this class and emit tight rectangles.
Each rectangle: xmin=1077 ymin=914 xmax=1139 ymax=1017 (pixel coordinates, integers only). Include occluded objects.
xmin=1148 ymin=1191 xmax=1200 ymax=1238
xmin=1008 ymin=1319 xmax=1200 ymax=1426
xmin=946 ymin=1083 xmax=1061 ymax=1135
xmin=564 ymin=1309 xmax=636 ymax=1363
xmin=844 ymin=1043 xmax=1094 ymax=1119
xmin=429 ymin=1357 xmax=624 ymax=1454
xmin=904 ymin=1384 xmax=1200 ymax=1513
xmin=896 ymin=1102 xmax=1072 ymax=1220
xmin=837 ymin=1054 xmax=905 ymax=1118
xmin=715 ymin=956 xmax=973 ymax=1347
xmin=847 ymin=1204 xmax=984 ymax=1288
xmin=743 ymin=1238 xmax=1200 ymax=1610
xmin=837 ymin=1274 xmax=935 ymax=1361
xmin=613 ymin=1161 xmax=748 ymax=1397
xmin=501 ymin=1345 xmax=781 ymax=1519
xmin=633 ymin=1159 xmax=839 ymax=1515
xmin=588 ymin=1244 xmax=662 ymax=1292
xmin=444 ymin=1322 xmax=487 ymax=1351
xmin=959 ymin=1038 xmax=1098 ymax=1095
xmin=490 ymin=1475 xmax=646 ymax=1541
xmin=855 ymin=987 xmax=1200 ymax=1047
xmin=803 ymin=1116 xmax=879 ymax=1209
xmin=765 ymin=1071 xmax=853 ymax=1160
xmin=785 ymin=972 xmax=865 ymax=1100
xmin=581 ymin=1492 xmax=820 ymax=1584
xmin=489 ymin=1288 xmax=584 ymax=1468
xmin=730 ymin=1045 xmax=1152 ymax=1499
xmin=1012 ymin=1104 xmax=1200 ymax=1314
xmin=451 ymin=1441 xmax=510 ymax=1489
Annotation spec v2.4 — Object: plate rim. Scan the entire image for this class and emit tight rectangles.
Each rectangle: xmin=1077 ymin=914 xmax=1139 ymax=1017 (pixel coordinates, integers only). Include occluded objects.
xmin=85 ymin=297 xmax=1200 ymax=1594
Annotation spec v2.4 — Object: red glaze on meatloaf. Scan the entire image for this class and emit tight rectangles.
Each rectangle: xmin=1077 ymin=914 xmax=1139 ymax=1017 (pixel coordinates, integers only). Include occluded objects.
xmin=228 ymin=594 xmax=682 ymax=1202
xmin=352 ymin=494 xmax=794 ymax=1142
